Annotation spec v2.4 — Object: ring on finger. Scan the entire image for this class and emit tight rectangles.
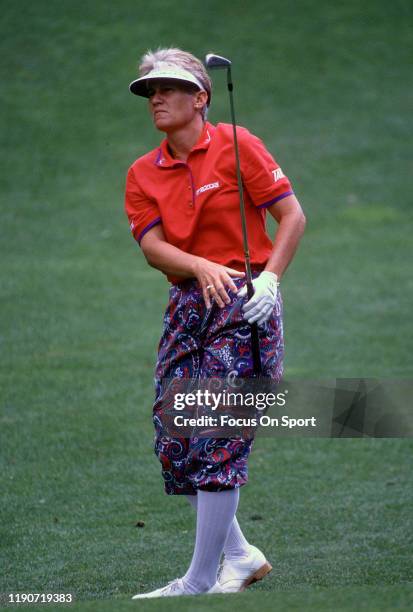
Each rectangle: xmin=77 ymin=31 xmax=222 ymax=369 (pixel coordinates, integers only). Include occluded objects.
xmin=206 ymin=284 xmax=214 ymax=291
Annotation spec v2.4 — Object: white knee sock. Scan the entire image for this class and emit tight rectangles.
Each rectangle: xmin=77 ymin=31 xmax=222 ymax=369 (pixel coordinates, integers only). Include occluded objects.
xmin=182 ymin=489 xmax=240 ymax=593
xmin=185 ymin=491 xmax=250 ymax=564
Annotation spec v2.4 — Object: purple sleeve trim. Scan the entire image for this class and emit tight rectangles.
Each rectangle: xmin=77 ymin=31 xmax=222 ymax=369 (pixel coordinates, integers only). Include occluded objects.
xmin=137 ymin=217 xmax=162 ymax=243
xmin=257 ymin=191 xmax=294 ymax=209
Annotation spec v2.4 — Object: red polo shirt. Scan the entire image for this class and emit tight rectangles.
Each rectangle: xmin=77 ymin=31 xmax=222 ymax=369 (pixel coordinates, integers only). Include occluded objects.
xmin=125 ymin=122 xmax=293 ymax=284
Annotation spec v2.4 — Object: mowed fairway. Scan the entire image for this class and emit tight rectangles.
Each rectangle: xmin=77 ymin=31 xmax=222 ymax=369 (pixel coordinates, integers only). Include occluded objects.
xmin=1 ymin=0 xmax=412 ymax=610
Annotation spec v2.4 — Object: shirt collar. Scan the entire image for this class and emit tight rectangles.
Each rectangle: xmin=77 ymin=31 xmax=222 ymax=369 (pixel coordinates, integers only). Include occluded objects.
xmin=155 ymin=122 xmax=215 ymax=167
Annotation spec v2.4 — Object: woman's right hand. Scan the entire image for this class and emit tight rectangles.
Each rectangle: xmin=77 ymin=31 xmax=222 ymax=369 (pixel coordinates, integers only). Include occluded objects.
xmin=192 ymin=257 xmax=245 ymax=309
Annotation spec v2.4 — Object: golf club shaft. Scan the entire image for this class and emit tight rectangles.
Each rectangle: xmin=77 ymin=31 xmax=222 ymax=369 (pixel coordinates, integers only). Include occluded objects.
xmin=227 ymin=72 xmax=253 ymax=291
xmin=226 ymin=67 xmax=262 ymax=376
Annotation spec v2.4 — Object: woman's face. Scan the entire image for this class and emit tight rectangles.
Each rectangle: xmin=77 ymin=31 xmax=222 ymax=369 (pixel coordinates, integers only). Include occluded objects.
xmin=147 ymin=79 xmax=206 ymax=132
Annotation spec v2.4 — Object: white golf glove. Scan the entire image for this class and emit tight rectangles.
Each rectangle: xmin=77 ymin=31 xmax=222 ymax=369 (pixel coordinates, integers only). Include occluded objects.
xmin=238 ymin=271 xmax=279 ymax=326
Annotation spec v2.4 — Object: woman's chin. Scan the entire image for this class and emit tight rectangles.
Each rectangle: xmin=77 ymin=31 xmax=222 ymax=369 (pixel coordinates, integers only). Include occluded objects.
xmin=153 ymin=117 xmax=172 ymax=132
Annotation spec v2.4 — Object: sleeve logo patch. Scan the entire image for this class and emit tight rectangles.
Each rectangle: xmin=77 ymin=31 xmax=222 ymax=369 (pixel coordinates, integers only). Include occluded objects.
xmin=272 ymin=168 xmax=285 ymax=182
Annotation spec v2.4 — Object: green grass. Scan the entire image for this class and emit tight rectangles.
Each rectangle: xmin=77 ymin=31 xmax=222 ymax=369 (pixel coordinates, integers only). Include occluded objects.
xmin=1 ymin=0 xmax=412 ymax=609
xmin=5 ymin=586 xmax=413 ymax=612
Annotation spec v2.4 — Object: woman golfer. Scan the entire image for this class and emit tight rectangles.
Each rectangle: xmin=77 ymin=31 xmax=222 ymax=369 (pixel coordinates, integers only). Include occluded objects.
xmin=125 ymin=48 xmax=305 ymax=598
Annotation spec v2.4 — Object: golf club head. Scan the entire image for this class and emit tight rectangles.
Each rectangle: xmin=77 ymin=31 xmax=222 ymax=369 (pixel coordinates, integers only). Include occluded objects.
xmin=205 ymin=53 xmax=232 ymax=69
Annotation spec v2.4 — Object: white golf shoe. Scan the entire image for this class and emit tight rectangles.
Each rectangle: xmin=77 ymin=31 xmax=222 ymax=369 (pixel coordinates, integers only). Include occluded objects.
xmin=131 ymin=577 xmax=224 ymax=599
xmin=218 ymin=544 xmax=272 ymax=593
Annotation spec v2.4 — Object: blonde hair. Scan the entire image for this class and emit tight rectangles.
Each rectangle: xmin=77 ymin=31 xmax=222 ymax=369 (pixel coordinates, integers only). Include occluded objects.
xmin=138 ymin=47 xmax=212 ymax=119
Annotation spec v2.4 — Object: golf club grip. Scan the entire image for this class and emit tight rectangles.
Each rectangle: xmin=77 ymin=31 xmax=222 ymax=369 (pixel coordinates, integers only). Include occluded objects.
xmin=250 ymin=321 xmax=262 ymax=376
xmin=246 ymin=280 xmax=262 ymax=376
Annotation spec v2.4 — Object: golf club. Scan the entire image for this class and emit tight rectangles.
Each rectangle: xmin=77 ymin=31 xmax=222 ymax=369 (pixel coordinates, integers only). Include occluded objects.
xmin=205 ymin=53 xmax=262 ymax=377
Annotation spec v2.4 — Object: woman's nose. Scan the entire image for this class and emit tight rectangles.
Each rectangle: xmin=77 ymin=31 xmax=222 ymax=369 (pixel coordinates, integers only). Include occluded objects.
xmin=150 ymin=89 xmax=163 ymax=104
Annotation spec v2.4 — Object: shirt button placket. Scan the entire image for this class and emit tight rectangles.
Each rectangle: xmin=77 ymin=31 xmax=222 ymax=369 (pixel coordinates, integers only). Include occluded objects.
xmin=186 ymin=164 xmax=195 ymax=208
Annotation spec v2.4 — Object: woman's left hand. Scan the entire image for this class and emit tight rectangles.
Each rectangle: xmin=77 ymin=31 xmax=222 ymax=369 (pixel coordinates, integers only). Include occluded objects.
xmin=238 ymin=271 xmax=279 ymax=326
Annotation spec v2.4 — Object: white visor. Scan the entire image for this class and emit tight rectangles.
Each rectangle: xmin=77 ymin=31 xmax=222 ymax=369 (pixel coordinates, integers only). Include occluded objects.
xmin=129 ymin=66 xmax=208 ymax=102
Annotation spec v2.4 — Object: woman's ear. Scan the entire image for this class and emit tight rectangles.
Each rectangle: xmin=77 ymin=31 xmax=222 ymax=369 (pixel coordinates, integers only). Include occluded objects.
xmin=194 ymin=90 xmax=208 ymax=109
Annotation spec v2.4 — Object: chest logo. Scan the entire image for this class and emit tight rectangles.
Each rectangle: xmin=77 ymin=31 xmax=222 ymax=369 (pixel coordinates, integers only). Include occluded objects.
xmin=196 ymin=181 xmax=220 ymax=197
